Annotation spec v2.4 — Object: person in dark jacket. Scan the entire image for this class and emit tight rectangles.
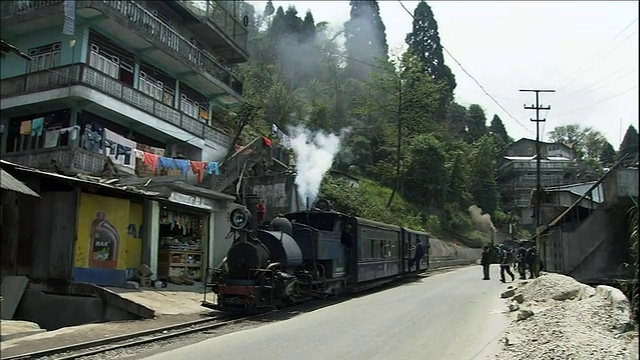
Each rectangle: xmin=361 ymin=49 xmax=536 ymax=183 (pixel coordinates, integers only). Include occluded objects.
xmin=409 ymin=239 xmax=425 ymax=272
xmin=481 ymin=246 xmax=491 ymax=280
xmin=526 ymin=245 xmax=539 ymax=279
xmin=515 ymin=243 xmax=527 ymax=280
xmin=498 ymin=246 xmax=515 ymax=283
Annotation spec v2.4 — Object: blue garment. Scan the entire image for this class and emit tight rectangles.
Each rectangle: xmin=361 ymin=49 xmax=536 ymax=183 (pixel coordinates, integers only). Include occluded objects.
xmin=174 ymin=159 xmax=191 ymax=175
xmin=207 ymin=162 xmax=220 ymax=175
xmin=104 ymin=139 xmax=117 ymax=156
xmin=116 ymin=144 xmax=132 ymax=165
xmin=31 ymin=117 xmax=44 ymax=136
xmin=158 ymin=157 xmax=176 ymax=170
xmin=84 ymin=131 xmax=102 ymax=153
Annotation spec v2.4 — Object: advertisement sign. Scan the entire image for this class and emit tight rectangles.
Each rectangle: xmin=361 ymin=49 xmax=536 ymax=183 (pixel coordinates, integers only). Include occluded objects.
xmin=76 ymin=193 xmax=130 ymax=270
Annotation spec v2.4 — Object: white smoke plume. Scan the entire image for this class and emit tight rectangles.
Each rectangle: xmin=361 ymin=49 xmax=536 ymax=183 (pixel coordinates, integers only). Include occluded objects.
xmin=289 ymin=125 xmax=342 ymax=208
xmin=468 ymin=205 xmax=497 ymax=235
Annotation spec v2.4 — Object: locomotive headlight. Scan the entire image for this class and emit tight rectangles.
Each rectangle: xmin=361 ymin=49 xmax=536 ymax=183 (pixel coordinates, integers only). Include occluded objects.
xmin=229 ymin=207 xmax=251 ymax=230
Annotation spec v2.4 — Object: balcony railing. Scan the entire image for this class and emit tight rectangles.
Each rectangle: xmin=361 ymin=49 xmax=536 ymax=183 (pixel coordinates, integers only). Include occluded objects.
xmin=2 ymin=146 xmax=106 ymax=174
xmin=176 ymin=0 xmax=249 ymax=52
xmin=1 ymin=64 xmax=232 ymax=148
xmin=1 ymin=0 xmax=243 ymax=96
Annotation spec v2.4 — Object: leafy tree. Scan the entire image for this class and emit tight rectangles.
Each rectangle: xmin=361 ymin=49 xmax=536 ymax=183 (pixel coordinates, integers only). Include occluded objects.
xmin=301 ymin=11 xmax=317 ymax=42
xmin=403 ymin=134 xmax=447 ymax=209
xmin=343 ymin=0 xmax=389 ymax=80
xmin=582 ymin=130 xmax=607 ymax=160
xmin=445 ymin=102 xmax=468 ymax=139
xmin=599 ymin=141 xmax=616 ymax=166
xmin=618 ymin=125 xmax=639 ymax=162
xmin=488 ymin=114 xmax=511 ymax=150
xmin=469 ymin=135 xmax=499 ymax=217
xmin=263 ymin=0 xmax=275 ymax=16
xmin=466 ymin=104 xmax=488 ymax=143
xmin=404 ymin=0 xmax=456 ymax=97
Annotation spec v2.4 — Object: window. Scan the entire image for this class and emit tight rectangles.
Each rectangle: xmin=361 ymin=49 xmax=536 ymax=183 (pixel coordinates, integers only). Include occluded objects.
xmin=27 ymin=43 xmax=61 ymax=73
xmin=89 ymin=44 xmax=119 ymax=78
xmin=139 ymin=71 xmax=163 ymax=101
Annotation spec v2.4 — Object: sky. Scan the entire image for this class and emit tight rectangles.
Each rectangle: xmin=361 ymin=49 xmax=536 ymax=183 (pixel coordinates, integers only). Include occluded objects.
xmin=247 ymin=1 xmax=639 ymax=149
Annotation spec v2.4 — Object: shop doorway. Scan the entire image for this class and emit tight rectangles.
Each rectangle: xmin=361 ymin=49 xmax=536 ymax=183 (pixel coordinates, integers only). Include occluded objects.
xmin=157 ymin=206 xmax=208 ymax=285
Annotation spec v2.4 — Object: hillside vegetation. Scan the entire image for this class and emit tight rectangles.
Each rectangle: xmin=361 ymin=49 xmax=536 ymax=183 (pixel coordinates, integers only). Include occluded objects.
xmin=227 ymin=1 xmax=622 ymax=248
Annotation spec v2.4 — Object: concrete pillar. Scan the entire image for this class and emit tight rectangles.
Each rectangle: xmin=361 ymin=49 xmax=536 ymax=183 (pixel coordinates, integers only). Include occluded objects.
xmin=133 ymin=62 xmax=140 ymax=89
xmin=207 ymin=212 xmax=215 ymax=271
xmin=142 ymin=200 xmax=160 ymax=280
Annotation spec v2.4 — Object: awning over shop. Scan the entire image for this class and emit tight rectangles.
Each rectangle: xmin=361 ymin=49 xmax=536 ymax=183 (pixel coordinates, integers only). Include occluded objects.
xmin=0 ymin=168 xmax=40 ymax=197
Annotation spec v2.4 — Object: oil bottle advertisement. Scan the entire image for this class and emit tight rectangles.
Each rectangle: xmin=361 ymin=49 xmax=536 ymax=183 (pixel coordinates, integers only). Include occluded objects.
xmin=76 ymin=193 xmax=130 ymax=270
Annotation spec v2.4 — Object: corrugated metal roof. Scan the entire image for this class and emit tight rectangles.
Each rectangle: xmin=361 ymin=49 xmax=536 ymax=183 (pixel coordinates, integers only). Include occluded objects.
xmin=0 ymin=160 xmax=161 ymax=197
xmin=0 ymin=168 xmax=40 ymax=197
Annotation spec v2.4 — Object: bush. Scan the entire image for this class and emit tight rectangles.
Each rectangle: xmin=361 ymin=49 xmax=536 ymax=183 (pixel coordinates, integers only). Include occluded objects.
xmin=321 ymin=177 xmax=423 ymax=230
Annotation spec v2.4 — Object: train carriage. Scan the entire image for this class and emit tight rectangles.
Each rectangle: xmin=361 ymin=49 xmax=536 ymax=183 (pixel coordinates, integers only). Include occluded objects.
xmin=204 ymin=200 xmax=431 ymax=312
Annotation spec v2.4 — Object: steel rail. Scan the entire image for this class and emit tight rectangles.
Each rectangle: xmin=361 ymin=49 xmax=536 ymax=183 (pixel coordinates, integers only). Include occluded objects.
xmin=0 ymin=313 xmax=251 ymax=360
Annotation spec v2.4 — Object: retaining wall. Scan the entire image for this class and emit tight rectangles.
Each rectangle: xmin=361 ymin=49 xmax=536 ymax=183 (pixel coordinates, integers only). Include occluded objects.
xmin=429 ymin=237 xmax=482 ymax=269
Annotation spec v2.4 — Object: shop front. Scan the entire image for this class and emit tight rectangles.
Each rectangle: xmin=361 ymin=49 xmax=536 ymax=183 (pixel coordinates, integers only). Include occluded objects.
xmin=157 ymin=203 xmax=208 ymax=284
xmin=142 ymin=182 xmax=236 ymax=286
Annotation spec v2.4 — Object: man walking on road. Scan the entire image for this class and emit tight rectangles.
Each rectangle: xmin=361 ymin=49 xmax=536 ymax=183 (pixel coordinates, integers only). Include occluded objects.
xmin=481 ymin=246 xmax=491 ymax=280
xmin=498 ymin=245 xmax=515 ymax=283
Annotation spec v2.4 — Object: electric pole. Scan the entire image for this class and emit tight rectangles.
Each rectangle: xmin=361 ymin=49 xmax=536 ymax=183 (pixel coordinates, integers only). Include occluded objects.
xmin=519 ymin=89 xmax=555 ymax=277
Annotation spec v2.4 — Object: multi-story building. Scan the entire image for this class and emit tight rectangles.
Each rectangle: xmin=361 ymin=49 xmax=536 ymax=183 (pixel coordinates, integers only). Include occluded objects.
xmin=0 ymin=0 xmax=265 ymax=287
xmin=1 ymin=0 xmax=250 ymax=173
xmin=497 ymin=138 xmax=579 ymax=226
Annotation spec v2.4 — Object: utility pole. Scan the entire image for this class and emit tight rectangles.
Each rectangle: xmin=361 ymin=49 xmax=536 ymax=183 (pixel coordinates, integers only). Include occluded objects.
xmin=519 ymin=89 xmax=555 ymax=277
xmin=387 ymin=76 xmax=402 ymax=208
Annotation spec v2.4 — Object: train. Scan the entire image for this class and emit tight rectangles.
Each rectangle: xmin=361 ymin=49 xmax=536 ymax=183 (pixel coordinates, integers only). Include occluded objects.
xmin=202 ymin=198 xmax=431 ymax=312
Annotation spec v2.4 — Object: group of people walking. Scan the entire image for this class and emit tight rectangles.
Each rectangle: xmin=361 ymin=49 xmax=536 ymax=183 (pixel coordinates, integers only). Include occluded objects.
xmin=480 ymin=242 xmax=541 ymax=282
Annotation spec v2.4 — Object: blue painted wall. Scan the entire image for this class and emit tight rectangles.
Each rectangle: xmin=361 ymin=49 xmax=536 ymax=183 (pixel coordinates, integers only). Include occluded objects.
xmin=1 ymin=25 xmax=89 ymax=79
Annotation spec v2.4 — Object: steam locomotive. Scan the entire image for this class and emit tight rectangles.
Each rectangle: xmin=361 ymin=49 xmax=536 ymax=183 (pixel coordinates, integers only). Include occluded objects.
xmin=202 ymin=199 xmax=430 ymax=312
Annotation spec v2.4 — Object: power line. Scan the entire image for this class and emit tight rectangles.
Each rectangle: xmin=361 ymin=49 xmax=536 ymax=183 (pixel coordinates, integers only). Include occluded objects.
xmin=554 ymin=86 xmax=638 ymax=118
xmin=397 ymin=0 xmax=534 ymax=136
xmin=555 ymin=67 xmax=636 ymax=101
xmin=556 ymin=18 xmax=638 ymax=90
xmin=556 ymin=68 xmax=638 ymax=102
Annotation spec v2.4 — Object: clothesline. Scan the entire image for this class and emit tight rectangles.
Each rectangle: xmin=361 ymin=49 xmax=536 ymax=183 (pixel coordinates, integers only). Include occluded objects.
xmin=134 ymin=150 xmax=220 ymax=183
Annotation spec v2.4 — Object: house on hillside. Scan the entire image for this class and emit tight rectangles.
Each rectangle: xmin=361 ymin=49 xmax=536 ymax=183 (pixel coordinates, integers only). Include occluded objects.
xmin=497 ymin=138 xmax=580 ymax=226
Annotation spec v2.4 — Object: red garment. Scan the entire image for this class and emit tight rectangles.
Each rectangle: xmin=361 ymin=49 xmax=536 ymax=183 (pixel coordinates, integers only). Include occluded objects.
xmin=263 ymin=136 xmax=272 ymax=147
xmin=256 ymin=203 xmax=266 ymax=223
xmin=143 ymin=152 xmax=160 ymax=172
xmin=191 ymin=161 xmax=207 ymax=183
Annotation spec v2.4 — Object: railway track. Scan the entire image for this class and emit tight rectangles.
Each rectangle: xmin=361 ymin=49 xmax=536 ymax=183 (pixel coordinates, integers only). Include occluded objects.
xmin=1 ymin=312 xmax=265 ymax=360
xmin=3 ymin=265 xmax=470 ymax=360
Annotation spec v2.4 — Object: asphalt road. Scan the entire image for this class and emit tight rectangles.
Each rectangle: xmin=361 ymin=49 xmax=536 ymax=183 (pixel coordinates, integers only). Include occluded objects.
xmin=141 ymin=265 xmax=509 ymax=360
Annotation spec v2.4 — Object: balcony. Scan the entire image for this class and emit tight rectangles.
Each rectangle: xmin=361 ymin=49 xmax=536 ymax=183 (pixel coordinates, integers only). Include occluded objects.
xmin=2 ymin=146 xmax=107 ymax=174
xmin=1 ymin=0 xmax=243 ymax=105
xmin=1 ymin=64 xmax=232 ymax=149
xmin=167 ymin=0 xmax=249 ymax=64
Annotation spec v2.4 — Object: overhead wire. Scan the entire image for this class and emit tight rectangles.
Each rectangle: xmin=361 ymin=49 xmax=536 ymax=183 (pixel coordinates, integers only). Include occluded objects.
xmin=397 ymin=0 xmax=534 ymax=136
xmin=554 ymin=86 xmax=638 ymax=118
xmin=556 ymin=17 xmax=638 ymax=90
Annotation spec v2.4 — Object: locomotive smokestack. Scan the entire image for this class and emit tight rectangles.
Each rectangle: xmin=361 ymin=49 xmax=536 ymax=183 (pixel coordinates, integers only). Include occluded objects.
xmin=244 ymin=195 xmax=260 ymax=231
xmin=306 ymin=197 xmax=310 ymax=211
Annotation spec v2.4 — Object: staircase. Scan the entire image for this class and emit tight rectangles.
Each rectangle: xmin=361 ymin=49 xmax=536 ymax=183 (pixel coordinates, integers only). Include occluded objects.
xmin=200 ymin=137 xmax=273 ymax=193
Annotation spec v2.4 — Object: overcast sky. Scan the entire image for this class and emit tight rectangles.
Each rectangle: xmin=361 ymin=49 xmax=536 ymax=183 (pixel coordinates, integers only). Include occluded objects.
xmin=247 ymin=1 xmax=639 ymax=148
